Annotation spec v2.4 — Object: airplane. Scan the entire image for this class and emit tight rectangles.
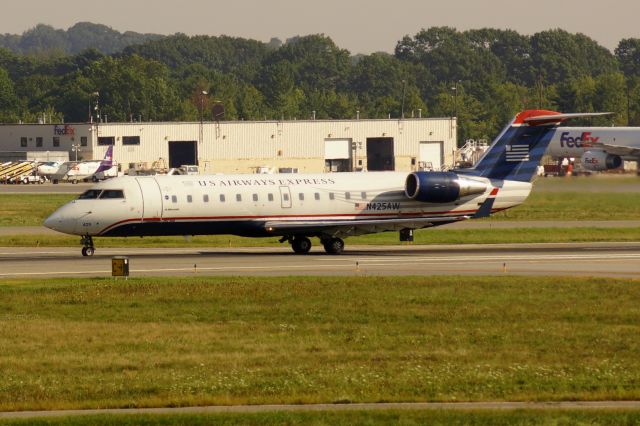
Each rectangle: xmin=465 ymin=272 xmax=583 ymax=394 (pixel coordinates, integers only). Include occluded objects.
xmin=545 ymin=116 xmax=640 ymax=171
xmin=44 ymin=109 xmax=590 ymax=257
xmin=51 ymin=146 xmax=115 ymax=183
xmin=37 ymin=161 xmax=64 ymax=177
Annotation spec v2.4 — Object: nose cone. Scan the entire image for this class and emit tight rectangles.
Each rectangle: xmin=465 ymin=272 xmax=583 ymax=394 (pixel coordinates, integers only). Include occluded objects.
xmin=44 ymin=206 xmax=77 ymax=235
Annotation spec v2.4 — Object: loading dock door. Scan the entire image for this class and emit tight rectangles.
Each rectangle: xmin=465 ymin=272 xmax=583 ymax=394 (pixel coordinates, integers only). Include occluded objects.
xmin=324 ymin=138 xmax=352 ymax=172
xmin=419 ymin=141 xmax=444 ymax=171
xmin=168 ymin=141 xmax=198 ymax=168
xmin=366 ymin=137 xmax=395 ymax=171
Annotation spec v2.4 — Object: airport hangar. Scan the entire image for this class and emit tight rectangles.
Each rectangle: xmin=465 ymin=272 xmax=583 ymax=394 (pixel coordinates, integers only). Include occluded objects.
xmin=0 ymin=117 xmax=457 ymax=174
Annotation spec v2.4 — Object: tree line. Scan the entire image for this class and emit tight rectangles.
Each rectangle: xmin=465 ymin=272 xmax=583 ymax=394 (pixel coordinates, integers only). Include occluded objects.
xmin=2 ymin=24 xmax=640 ymax=144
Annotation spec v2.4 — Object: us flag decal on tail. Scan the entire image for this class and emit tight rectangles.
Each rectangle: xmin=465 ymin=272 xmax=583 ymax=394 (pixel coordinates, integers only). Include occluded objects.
xmin=505 ymin=144 xmax=529 ymax=162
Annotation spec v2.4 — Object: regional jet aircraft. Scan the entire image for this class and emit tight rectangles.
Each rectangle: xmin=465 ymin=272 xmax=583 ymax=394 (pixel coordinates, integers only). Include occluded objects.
xmin=51 ymin=146 xmax=115 ymax=183
xmin=45 ymin=110 xmax=588 ymax=256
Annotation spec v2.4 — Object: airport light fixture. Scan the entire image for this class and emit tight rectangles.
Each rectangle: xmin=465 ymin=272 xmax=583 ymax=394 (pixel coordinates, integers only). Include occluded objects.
xmin=71 ymin=143 xmax=81 ymax=161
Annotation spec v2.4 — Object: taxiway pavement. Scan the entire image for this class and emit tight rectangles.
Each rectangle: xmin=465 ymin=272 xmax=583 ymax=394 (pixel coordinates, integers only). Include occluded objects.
xmin=1 ymin=242 xmax=639 ymax=278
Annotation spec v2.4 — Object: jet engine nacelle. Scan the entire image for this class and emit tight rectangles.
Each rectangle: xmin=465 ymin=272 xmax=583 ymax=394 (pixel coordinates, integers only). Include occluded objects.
xmin=580 ymin=150 xmax=622 ymax=171
xmin=404 ymin=171 xmax=487 ymax=203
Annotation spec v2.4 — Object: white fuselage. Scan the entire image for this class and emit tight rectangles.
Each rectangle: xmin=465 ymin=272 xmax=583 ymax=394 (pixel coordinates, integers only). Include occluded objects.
xmin=547 ymin=127 xmax=640 ymax=160
xmin=44 ymin=172 xmax=531 ymax=238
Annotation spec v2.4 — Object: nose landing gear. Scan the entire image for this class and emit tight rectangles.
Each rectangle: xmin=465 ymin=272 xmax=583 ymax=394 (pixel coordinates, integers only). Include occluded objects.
xmin=81 ymin=235 xmax=95 ymax=257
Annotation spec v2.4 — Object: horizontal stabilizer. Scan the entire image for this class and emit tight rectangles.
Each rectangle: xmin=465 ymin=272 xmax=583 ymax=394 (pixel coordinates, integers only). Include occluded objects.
xmin=523 ymin=112 xmax=613 ymax=125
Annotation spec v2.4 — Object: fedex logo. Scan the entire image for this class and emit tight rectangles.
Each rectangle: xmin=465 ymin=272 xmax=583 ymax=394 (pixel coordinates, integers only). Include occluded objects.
xmin=559 ymin=132 xmax=599 ymax=148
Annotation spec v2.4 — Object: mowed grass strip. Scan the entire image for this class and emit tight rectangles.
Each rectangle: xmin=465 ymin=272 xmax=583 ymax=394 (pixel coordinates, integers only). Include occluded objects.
xmin=1 ymin=276 xmax=639 ymax=411
xmin=489 ymin=190 xmax=640 ymax=221
xmin=2 ymin=410 xmax=640 ymax=425
xmin=0 ymin=194 xmax=74 ymax=227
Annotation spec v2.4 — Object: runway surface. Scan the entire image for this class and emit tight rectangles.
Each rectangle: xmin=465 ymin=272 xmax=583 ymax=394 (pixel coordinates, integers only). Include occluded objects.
xmin=1 ymin=242 xmax=639 ymax=278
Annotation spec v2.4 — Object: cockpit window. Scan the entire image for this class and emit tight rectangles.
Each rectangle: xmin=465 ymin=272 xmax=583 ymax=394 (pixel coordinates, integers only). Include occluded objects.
xmin=99 ymin=190 xmax=125 ymax=199
xmin=78 ymin=189 xmax=102 ymax=199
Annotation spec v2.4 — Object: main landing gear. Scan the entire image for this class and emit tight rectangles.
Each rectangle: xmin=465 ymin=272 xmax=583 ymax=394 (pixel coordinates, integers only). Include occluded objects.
xmin=81 ymin=235 xmax=95 ymax=257
xmin=281 ymin=235 xmax=345 ymax=255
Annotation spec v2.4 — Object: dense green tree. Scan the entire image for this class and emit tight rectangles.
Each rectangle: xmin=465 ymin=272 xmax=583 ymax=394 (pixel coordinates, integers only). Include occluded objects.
xmin=0 ymin=67 xmax=18 ymax=121
xmin=0 ymin=23 xmax=639 ymax=139
xmin=264 ymin=35 xmax=351 ymax=94
xmin=125 ymin=34 xmax=268 ymax=81
xmin=530 ymin=29 xmax=618 ymax=85
xmin=0 ymin=22 xmax=162 ymax=55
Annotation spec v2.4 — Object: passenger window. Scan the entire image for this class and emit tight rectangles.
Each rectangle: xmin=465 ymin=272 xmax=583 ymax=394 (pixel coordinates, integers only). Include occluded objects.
xmin=252 ymin=194 xmax=258 ymax=202
xmin=203 ymin=194 xmax=209 ymax=202
xmin=99 ymin=190 xmax=124 ymax=199
xmin=361 ymin=192 xmax=367 ymax=200
xmin=283 ymin=193 xmax=289 ymax=201
xmin=187 ymin=195 xmax=193 ymax=203
xmin=299 ymin=193 xmax=304 ymax=201
xmin=268 ymin=193 xmax=274 ymax=202
xmin=314 ymin=193 xmax=320 ymax=200
xmin=220 ymin=194 xmax=226 ymax=202
xmin=345 ymin=192 xmax=351 ymax=200
xmin=171 ymin=195 xmax=177 ymax=203
xmin=78 ymin=189 xmax=102 ymax=199
xmin=236 ymin=194 xmax=242 ymax=202
xmin=329 ymin=192 xmax=335 ymax=200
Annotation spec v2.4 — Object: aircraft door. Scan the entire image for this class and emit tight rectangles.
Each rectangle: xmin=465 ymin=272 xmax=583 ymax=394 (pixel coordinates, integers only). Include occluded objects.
xmin=279 ymin=186 xmax=292 ymax=208
xmin=135 ymin=177 xmax=163 ymax=220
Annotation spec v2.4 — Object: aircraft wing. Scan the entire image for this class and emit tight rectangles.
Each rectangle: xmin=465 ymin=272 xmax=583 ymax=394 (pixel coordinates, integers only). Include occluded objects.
xmin=591 ymin=142 xmax=640 ymax=158
xmin=264 ymin=215 xmax=470 ymax=236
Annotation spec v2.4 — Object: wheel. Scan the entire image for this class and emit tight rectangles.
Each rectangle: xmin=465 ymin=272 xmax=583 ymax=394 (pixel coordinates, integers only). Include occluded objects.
xmin=323 ymin=238 xmax=344 ymax=255
xmin=91 ymin=176 xmax=98 ymax=182
xmin=291 ymin=237 xmax=312 ymax=254
xmin=82 ymin=247 xmax=95 ymax=257
xmin=72 ymin=179 xmax=78 ymax=184
xmin=22 ymin=177 xmax=29 ymax=184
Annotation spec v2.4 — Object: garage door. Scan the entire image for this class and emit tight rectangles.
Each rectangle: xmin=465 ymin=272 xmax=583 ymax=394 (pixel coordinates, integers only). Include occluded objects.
xmin=324 ymin=139 xmax=351 ymax=159
xmin=419 ymin=141 xmax=443 ymax=171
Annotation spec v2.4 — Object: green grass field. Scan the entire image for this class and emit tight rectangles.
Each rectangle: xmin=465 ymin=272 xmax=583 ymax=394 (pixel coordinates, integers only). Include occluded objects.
xmin=1 ymin=276 xmax=639 ymax=412
xmin=2 ymin=410 xmax=640 ymax=425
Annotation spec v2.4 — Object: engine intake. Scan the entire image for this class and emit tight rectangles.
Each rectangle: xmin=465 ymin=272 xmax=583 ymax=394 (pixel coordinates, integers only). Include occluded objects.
xmin=580 ymin=150 xmax=622 ymax=171
xmin=404 ymin=171 xmax=487 ymax=203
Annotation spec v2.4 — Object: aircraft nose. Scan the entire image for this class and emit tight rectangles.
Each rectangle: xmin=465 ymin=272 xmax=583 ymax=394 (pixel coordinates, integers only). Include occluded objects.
xmin=44 ymin=208 xmax=76 ymax=234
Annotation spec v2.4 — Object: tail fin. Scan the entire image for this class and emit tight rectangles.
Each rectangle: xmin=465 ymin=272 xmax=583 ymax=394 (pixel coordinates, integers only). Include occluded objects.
xmin=102 ymin=146 xmax=113 ymax=166
xmin=464 ymin=110 xmax=564 ymax=182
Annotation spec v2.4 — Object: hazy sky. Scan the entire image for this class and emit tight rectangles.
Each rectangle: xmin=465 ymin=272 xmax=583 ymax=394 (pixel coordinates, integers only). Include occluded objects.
xmin=3 ymin=0 xmax=639 ymax=53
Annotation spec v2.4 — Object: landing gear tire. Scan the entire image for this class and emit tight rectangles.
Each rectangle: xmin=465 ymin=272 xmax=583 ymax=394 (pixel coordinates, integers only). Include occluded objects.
xmin=81 ymin=235 xmax=95 ymax=257
xmin=323 ymin=237 xmax=344 ymax=255
xmin=291 ymin=236 xmax=312 ymax=254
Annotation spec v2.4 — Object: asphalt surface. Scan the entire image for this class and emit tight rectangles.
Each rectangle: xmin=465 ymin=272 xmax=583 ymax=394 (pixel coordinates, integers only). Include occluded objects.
xmin=1 ymin=242 xmax=639 ymax=278
xmin=0 ymin=182 xmax=92 ymax=193
xmin=3 ymin=401 xmax=640 ymax=419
